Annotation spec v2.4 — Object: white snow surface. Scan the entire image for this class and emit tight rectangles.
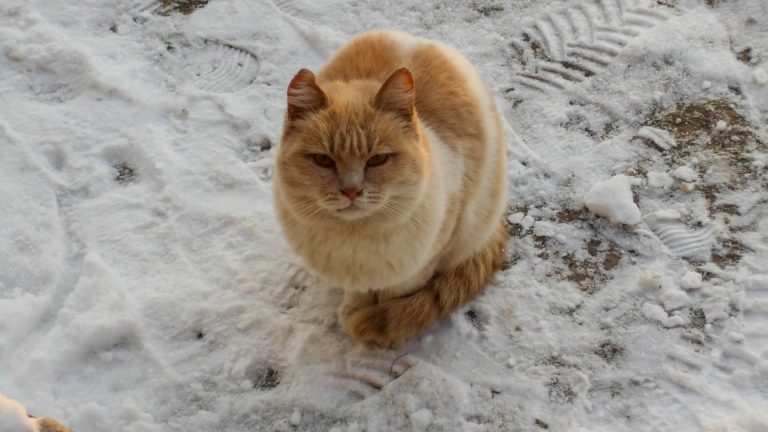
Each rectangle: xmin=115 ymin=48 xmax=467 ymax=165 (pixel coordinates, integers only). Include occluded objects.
xmin=2 ymin=0 xmax=768 ymax=431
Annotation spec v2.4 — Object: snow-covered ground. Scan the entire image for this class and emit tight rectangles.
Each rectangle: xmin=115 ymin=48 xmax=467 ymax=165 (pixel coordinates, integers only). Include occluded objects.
xmin=1 ymin=0 xmax=767 ymax=430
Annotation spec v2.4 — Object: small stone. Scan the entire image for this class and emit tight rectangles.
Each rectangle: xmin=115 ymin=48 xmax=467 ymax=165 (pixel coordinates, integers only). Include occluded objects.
xmin=680 ymin=182 xmax=696 ymax=193
xmin=728 ymin=332 xmax=745 ymax=343
xmin=506 ymin=357 xmax=517 ymax=368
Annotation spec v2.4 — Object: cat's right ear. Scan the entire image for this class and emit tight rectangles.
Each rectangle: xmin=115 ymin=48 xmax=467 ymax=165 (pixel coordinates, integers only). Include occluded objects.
xmin=375 ymin=68 xmax=415 ymax=122
xmin=287 ymin=69 xmax=327 ymax=121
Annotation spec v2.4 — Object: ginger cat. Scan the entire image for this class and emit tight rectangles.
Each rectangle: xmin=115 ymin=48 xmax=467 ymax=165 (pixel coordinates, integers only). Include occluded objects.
xmin=274 ymin=30 xmax=508 ymax=347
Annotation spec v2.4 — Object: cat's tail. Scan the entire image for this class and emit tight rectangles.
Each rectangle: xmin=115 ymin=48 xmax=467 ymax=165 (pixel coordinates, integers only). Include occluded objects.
xmin=345 ymin=220 xmax=508 ymax=347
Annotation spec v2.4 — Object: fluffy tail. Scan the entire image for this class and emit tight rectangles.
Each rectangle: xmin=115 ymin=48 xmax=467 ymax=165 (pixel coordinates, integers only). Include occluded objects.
xmin=345 ymin=220 xmax=508 ymax=347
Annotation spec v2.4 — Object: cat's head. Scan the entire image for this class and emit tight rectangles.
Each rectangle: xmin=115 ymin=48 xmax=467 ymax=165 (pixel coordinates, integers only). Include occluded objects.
xmin=275 ymin=68 xmax=428 ymax=225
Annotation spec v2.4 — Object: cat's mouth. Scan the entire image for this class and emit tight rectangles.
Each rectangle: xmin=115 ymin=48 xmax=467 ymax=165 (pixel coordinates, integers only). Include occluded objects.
xmin=337 ymin=203 xmax=361 ymax=212
xmin=336 ymin=202 xmax=371 ymax=219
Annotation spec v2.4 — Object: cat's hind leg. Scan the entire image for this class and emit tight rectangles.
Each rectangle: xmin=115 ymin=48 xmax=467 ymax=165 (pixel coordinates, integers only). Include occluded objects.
xmin=344 ymin=220 xmax=507 ymax=348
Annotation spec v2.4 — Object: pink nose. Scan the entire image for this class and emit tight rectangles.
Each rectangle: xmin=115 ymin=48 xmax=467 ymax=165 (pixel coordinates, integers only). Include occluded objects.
xmin=342 ymin=187 xmax=361 ymax=200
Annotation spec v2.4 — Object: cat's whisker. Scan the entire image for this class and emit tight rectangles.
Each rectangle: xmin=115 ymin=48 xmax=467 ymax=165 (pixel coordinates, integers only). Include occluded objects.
xmin=379 ymin=201 xmax=413 ymax=223
xmin=293 ymin=200 xmax=327 ymax=219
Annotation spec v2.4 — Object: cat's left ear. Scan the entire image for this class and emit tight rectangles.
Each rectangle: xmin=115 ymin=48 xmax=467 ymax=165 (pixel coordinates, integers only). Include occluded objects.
xmin=375 ymin=68 xmax=415 ymax=122
xmin=287 ymin=69 xmax=327 ymax=121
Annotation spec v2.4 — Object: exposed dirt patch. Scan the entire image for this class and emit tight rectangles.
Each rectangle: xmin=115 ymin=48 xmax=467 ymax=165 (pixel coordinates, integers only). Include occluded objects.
xmin=602 ymin=246 xmax=623 ymax=271
xmin=465 ymin=310 xmax=486 ymax=330
xmin=688 ymin=307 xmax=706 ymax=331
xmin=472 ymin=2 xmax=504 ymax=17
xmin=547 ymin=374 xmax=576 ymax=403
xmin=648 ymin=100 xmax=763 ymax=214
xmin=250 ymin=366 xmax=281 ymax=390
xmin=736 ymin=47 xmax=752 ymax=64
xmin=114 ymin=163 xmax=137 ymax=184
xmin=589 ymin=381 xmax=623 ymax=398
xmin=501 ymin=250 xmax=522 ymax=270
xmin=595 ymin=341 xmax=625 ymax=363
xmin=562 ymin=255 xmax=608 ymax=294
xmin=556 ymin=241 xmax=623 ymax=294
xmin=241 ymin=136 xmax=273 ymax=162
xmin=538 ymin=354 xmax=575 ymax=368
xmin=508 ymin=203 xmax=625 ymax=294
xmin=158 ymin=0 xmax=209 ymax=15
xmin=561 ymin=111 xmax=618 ymax=141
xmin=555 ymin=207 xmax=590 ymax=223
xmin=711 ymin=238 xmax=744 ymax=267
xmin=534 ymin=418 xmax=550 ymax=429
xmin=505 ymin=203 xmax=530 ymax=238
xmin=643 ymin=100 xmax=766 ymax=267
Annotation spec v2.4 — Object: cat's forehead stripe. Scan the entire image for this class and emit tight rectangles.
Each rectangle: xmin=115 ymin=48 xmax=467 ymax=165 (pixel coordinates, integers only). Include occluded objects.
xmin=326 ymin=121 xmax=373 ymax=156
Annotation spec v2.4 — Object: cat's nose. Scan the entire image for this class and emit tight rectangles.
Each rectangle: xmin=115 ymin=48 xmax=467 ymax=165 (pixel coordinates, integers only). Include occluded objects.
xmin=342 ymin=187 xmax=361 ymax=200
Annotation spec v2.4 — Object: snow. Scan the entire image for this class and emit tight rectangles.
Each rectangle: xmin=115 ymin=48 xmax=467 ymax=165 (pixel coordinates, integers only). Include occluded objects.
xmin=1 ymin=0 xmax=767 ymax=431
xmin=680 ymin=271 xmax=703 ymax=290
xmin=660 ymin=289 xmax=691 ymax=311
xmin=642 ymin=303 xmax=687 ymax=328
xmin=647 ymin=171 xmax=674 ymax=189
xmin=583 ymin=175 xmax=642 ymax=225
xmin=672 ymin=165 xmax=699 ymax=182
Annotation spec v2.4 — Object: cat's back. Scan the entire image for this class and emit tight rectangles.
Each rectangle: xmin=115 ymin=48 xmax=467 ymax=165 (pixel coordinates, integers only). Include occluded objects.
xmin=317 ymin=30 xmax=492 ymax=145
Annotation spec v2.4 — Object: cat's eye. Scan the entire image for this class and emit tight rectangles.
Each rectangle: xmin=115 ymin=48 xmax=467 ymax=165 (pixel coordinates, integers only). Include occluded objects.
xmin=366 ymin=154 xmax=390 ymax=167
xmin=312 ymin=154 xmax=336 ymax=168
